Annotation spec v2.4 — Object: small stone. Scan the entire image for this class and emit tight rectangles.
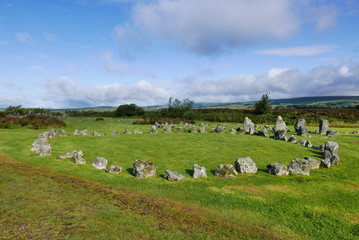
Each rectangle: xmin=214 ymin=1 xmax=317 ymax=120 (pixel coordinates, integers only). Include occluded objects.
xmin=93 ymin=130 xmax=104 ymax=136
xmin=149 ymin=126 xmax=158 ymax=134
xmin=193 ymin=164 xmax=207 ymax=179
xmin=111 ymin=130 xmax=119 ymax=135
xmin=214 ymin=164 xmax=238 ymax=178
xmin=229 ymin=129 xmax=236 ymax=134
xmin=59 ymin=129 xmax=67 ymax=136
xmin=92 ymin=157 xmax=108 ymax=169
xmin=133 ymin=160 xmax=156 ymax=178
xmin=106 ymin=165 xmax=123 ymax=174
xmin=288 ymin=158 xmax=311 ymax=176
xmin=235 ymin=157 xmax=257 ymax=174
xmin=72 ymin=151 xmax=86 ymax=164
xmin=164 ymin=170 xmax=185 ymax=181
xmin=134 ymin=129 xmax=142 ymax=134
xmin=124 ymin=129 xmax=133 ymax=134
xmin=57 ymin=149 xmax=77 ymax=159
xmin=267 ymin=163 xmax=289 ymax=176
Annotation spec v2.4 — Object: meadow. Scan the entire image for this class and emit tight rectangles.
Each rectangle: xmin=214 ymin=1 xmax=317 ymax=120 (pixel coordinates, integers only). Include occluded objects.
xmin=0 ymin=117 xmax=358 ymax=239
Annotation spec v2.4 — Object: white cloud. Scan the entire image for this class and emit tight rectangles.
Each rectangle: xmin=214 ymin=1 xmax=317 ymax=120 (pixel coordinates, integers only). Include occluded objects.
xmin=133 ymin=0 xmax=300 ymax=55
xmin=45 ymin=77 xmax=171 ymax=107
xmin=102 ymin=51 xmax=132 ymax=74
xmin=256 ymin=45 xmax=336 ymax=56
xmin=27 ymin=65 xmax=46 ymax=75
xmin=267 ymin=68 xmax=289 ymax=78
xmin=309 ymin=4 xmax=339 ymax=32
xmin=16 ymin=32 xmax=31 ymax=42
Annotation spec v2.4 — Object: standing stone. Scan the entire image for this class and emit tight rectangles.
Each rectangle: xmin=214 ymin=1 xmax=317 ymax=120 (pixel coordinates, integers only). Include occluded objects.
xmin=288 ymin=158 xmax=311 ymax=176
xmin=235 ymin=157 xmax=257 ymax=174
xmin=273 ymin=116 xmax=287 ymax=140
xmin=148 ymin=126 xmax=158 ymax=134
xmin=294 ymin=119 xmax=308 ymax=136
xmin=30 ymin=139 xmax=52 ymax=156
xmin=319 ymin=119 xmax=329 ymax=134
xmin=193 ymin=164 xmax=207 ymax=179
xmin=305 ymin=140 xmax=313 ymax=148
xmin=214 ymin=125 xmax=226 ymax=133
xmin=93 ymin=130 xmax=104 ymax=136
xmin=57 ymin=149 xmax=77 ymax=159
xmin=80 ymin=129 xmax=90 ymax=136
xmin=164 ymin=127 xmax=172 ymax=133
xmin=164 ymin=170 xmax=185 ymax=181
xmin=257 ymin=128 xmax=268 ymax=137
xmin=124 ymin=129 xmax=133 ymax=134
xmin=72 ymin=151 xmax=86 ymax=164
xmin=133 ymin=160 xmax=156 ymax=178
xmin=288 ymin=135 xmax=297 ymax=143
xmin=267 ymin=163 xmax=289 ymax=176
xmin=92 ymin=157 xmax=108 ymax=169
xmin=242 ymin=117 xmax=255 ymax=134
xmin=134 ymin=129 xmax=142 ymax=134
xmin=214 ymin=164 xmax=238 ymax=177
xmin=326 ymin=130 xmax=337 ymax=137
xmin=323 ymin=141 xmax=339 ymax=164
xmin=59 ymin=129 xmax=67 ymax=136
xmin=229 ymin=129 xmax=236 ymax=134
xmin=106 ymin=165 xmax=123 ymax=174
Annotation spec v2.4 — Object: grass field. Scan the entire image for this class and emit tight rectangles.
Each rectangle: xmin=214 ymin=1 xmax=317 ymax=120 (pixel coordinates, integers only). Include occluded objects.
xmin=1 ymin=117 xmax=358 ymax=239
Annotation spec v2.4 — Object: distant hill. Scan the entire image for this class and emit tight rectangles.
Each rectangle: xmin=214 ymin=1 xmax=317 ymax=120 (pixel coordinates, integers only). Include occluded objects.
xmin=207 ymin=96 xmax=359 ymax=109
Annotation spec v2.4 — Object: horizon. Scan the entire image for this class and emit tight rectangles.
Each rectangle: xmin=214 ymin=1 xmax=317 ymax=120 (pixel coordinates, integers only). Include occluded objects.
xmin=1 ymin=1 xmax=359 ymax=108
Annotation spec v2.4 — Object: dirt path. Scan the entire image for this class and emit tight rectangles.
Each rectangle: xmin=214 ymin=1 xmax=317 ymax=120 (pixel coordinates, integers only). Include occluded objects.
xmin=0 ymin=155 xmax=279 ymax=239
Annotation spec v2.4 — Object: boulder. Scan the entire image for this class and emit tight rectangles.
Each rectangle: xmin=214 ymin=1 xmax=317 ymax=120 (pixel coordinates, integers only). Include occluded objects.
xmin=134 ymin=129 xmax=142 ymax=134
xmin=92 ymin=157 xmax=108 ymax=170
xmin=59 ymin=129 xmax=67 ymax=136
xmin=353 ymin=131 xmax=358 ymax=134
xmin=164 ymin=127 xmax=172 ymax=133
xmin=257 ymin=128 xmax=268 ymax=137
xmin=93 ymin=130 xmax=104 ymax=136
xmin=229 ymin=129 xmax=236 ymax=134
xmin=177 ymin=128 xmax=184 ymax=133
xmin=288 ymin=158 xmax=311 ymax=176
xmin=273 ymin=116 xmax=287 ymax=133
xmin=326 ymin=130 xmax=337 ymax=137
xmin=193 ymin=164 xmax=207 ymax=179
xmin=74 ymin=129 xmax=81 ymax=135
xmin=323 ymin=141 xmax=339 ymax=164
xmin=124 ymin=129 xmax=133 ymax=134
xmin=190 ymin=126 xmax=198 ymax=133
xmin=305 ymin=140 xmax=313 ymax=148
xmin=214 ymin=125 xmax=226 ymax=133
xmin=319 ymin=119 xmax=329 ymax=134
xmin=164 ymin=170 xmax=185 ymax=181
xmin=33 ymin=141 xmax=52 ymax=156
xmin=80 ymin=129 xmax=90 ymax=136
xmin=111 ymin=130 xmax=119 ymax=135
xmin=214 ymin=164 xmax=238 ymax=178
xmin=199 ymin=126 xmax=207 ymax=133
xmin=235 ymin=157 xmax=257 ymax=174
xmin=288 ymin=135 xmax=297 ymax=143
xmin=72 ymin=151 xmax=86 ymax=164
xmin=242 ymin=117 xmax=254 ymax=134
xmin=296 ymin=140 xmax=306 ymax=146
xmin=133 ymin=160 xmax=156 ymax=178
xmin=274 ymin=130 xmax=287 ymax=141
xmin=267 ymin=163 xmax=289 ymax=176
xmin=148 ymin=126 xmax=158 ymax=134
xmin=294 ymin=119 xmax=308 ymax=136
xmin=320 ymin=159 xmax=331 ymax=168
xmin=106 ymin=165 xmax=123 ymax=174
xmin=303 ymin=157 xmax=320 ymax=170
xmin=38 ymin=128 xmax=57 ymax=141
xmin=57 ymin=149 xmax=77 ymax=159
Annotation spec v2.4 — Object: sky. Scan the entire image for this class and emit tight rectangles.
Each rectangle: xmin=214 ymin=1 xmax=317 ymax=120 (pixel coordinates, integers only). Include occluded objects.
xmin=0 ymin=0 xmax=359 ymax=108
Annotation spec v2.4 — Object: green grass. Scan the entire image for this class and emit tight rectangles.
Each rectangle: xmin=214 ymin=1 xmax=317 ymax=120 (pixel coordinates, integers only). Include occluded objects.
xmin=1 ymin=117 xmax=359 ymax=239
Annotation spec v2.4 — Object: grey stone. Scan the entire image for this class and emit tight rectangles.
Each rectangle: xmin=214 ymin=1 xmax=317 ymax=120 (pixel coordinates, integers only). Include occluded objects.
xmin=164 ymin=127 xmax=172 ymax=133
xmin=288 ymin=135 xmax=297 ymax=143
xmin=199 ymin=126 xmax=207 ymax=133
xmin=148 ymin=126 xmax=158 ymax=134
xmin=320 ymin=159 xmax=331 ymax=168
xmin=164 ymin=170 xmax=185 ymax=181
xmin=93 ymin=130 xmax=104 ymax=136
xmin=288 ymin=158 xmax=311 ymax=176
xmin=323 ymin=141 xmax=339 ymax=162
xmin=294 ymin=119 xmax=308 ymax=136
xmin=214 ymin=164 xmax=238 ymax=178
xmin=80 ymin=129 xmax=90 ymax=136
xmin=133 ymin=160 xmax=156 ymax=178
xmin=111 ymin=130 xmax=119 ymax=135
xmin=330 ymin=155 xmax=340 ymax=165
xmin=296 ymin=140 xmax=307 ymax=146
xmin=124 ymin=129 xmax=133 ymax=134
xmin=134 ymin=129 xmax=142 ymax=134
xmin=106 ymin=165 xmax=123 ymax=174
xmin=326 ymin=130 xmax=337 ymax=137
xmin=59 ymin=129 xmax=67 ymax=136
xmin=303 ymin=157 xmax=320 ymax=170
xmin=92 ymin=157 xmax=108 ymax=170
xmin=177 ymin=128 xmax=184 ymax=133
xmin=273 ymin=116 xmax=287 ymax=133
xmin=215 ymin=125 xmax=226 ymax=133
xmin=72 ymin=151 xmax=86 ymax=164
xmin=257 ymin=128 xmax=268 ymax=137
xmin=274 ymin=130 xmax=287 ymax=141
xmin=353 ymin=131 xmax=358 ymax=134
xmin=74 ymin=129 xmax=81 ymax=135
xmin=319 ymin=119 xmax=329 ymax=134
xmin=267 ymin=163 xmax=289 ymax=176
xmin=57 ymin=149 xmax=77 ymax=159
xmin=193 ymin=164 xmax=207 ymax=179
xmin=235 ymin=157 xmax=257 ymax=174
xmin=190 ymin=126 xmax=198 ymax=133
xmin=229 ymin=129 xmax=236 ymax=134
xmin=242 ymin=117 xmax=254 ymax=134
xmin=305 ymin=140 xmax=313 ymax=148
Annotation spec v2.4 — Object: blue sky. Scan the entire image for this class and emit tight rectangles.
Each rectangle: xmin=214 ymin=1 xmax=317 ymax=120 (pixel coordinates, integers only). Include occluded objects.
xmin=0 ymin=0 xmax=358 ymax=108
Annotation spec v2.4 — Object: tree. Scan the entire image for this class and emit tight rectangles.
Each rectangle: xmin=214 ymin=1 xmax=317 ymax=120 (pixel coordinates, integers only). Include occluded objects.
xmin=254 ymin=92 xmax=271 ymax=114
xmin=115 ymin=104 xmax=145 ymax=117
xmin=167 ymin=97 xmax=194 ymax=118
